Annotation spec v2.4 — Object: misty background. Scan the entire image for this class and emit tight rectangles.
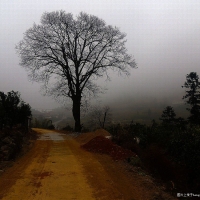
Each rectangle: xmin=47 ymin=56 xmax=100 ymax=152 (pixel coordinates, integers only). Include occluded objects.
xmin=1 ymin=0 xmax=200 ymax=126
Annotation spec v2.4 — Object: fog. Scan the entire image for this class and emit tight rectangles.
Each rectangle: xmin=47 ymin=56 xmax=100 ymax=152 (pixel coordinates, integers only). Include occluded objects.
xmin=1 ymin=0 xmax=200 ymax=121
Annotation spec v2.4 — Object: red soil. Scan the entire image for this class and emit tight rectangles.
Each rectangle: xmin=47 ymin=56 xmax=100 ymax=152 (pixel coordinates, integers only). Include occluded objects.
xmin=81 ymin=136 xmax=136 ymax=161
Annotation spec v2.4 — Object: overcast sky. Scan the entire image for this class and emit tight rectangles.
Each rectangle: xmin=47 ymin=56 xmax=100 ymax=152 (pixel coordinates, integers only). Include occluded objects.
xmin=1 ymin=0 xmax=200 ymax=111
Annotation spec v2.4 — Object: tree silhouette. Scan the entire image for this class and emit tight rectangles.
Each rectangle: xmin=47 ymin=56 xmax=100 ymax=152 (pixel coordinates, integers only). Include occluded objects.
xmin=18 ymin=101 xmax=32 ymax=127
xmin=160 ymin=106 xmax=176 ymax=124
xmin=182 ymin=72 xmax=200 ymax=125
xmin=0 ymin=91 xmax=31 ymax=129
xmin=16 ymin=11 xmax=136 ymax=131
xmin=90 ymin=105 xmax=111 ymax=129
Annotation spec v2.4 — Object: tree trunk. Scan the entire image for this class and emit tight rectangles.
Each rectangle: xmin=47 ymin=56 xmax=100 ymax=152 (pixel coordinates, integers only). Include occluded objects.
xmin=72 ymin=97 xmax=82 ymax=132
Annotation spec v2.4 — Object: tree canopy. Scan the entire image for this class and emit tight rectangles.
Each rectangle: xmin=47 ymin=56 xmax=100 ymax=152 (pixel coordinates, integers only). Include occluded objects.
xmin=160 ymin=106 xmax=176 ymax=125
xmin=0 ymin=91 xmax=32 ymax=129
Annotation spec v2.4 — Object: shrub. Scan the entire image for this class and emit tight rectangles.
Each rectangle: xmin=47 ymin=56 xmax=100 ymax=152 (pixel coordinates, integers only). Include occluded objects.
xmin=62 ymin=125 xmax=73 ymax=131
xmin=168 ymin=127 xmax=200 ymax=191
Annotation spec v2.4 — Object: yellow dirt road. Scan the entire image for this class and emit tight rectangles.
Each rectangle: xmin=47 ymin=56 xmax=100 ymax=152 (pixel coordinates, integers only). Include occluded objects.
xmin=0 ymin=129 xmax=94 ymax=200
xmin=0 ymin=129 xmax=175 ymax=200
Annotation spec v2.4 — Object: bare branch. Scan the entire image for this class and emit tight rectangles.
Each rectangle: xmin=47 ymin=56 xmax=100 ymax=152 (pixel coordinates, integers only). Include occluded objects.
xmin=16 ymin=11 xmax=136 ymax=131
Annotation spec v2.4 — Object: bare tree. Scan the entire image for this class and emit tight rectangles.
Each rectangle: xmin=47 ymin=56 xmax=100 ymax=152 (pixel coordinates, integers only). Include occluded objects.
xmin=16 ymin=11 xmax=136 ymax=132
xmin=90 ymin=105 xmax=111 ymax=129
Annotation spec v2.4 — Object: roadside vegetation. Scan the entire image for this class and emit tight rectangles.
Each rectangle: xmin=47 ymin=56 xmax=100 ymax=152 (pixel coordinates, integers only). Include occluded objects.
xmin=0 ymin=90 xmax=33 ymax=163
xmin=0 ymin=91 xmax=31 ymax=130
xmin=106 ymin=72 xmax=200 ymax=194
xmin=31 ymin=118 xmax=55 ymax=130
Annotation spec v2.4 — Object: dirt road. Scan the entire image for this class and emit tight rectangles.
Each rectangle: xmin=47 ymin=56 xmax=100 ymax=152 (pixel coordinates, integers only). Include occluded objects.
xmin=0 ymin=129 xmax=175 ymax=200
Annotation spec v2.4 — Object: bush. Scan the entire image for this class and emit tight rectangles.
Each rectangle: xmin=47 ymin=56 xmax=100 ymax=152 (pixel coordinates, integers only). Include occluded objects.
xmin=0 ymin=129 xmax=24 ymax=161
xmin=0 ymin=91 xmax=31 ymax=129
xmin=47 ymin=125 xmax=55 ymax=130
xmin=168 ymin=127 xmax=200 ymax=191
xmin=108 ymin=121 xmax=200 ymax=192
xmin=62 ymin=125 xmax=73 ymax=131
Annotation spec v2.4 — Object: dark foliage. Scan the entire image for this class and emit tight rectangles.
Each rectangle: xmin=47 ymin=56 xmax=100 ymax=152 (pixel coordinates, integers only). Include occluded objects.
xmin=107 ymin=119 xmax=200 ymax=192
xmin=31 ymin=118 xmax=54 ymax=129
xmin=182 ymin=72 xmax=200 ymax=125
xmin=160 ymin=106 xmax=176 ymax=125
xmin=168 ymin=128 xmax=200 ymax=192
xmin=0 ymin=91 xmax=31 ymax=130
xmin=0 ymin=130 xmax=23 ymax=161
xmin=62 ymin=125 xmax=74 ymax=131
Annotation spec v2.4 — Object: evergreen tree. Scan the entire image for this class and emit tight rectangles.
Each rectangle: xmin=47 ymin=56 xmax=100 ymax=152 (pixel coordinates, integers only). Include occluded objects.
xmin=182 ymin=72 xmax=200 ymax=125
xmin=160 ymin=106 xmax=176 ymax=124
